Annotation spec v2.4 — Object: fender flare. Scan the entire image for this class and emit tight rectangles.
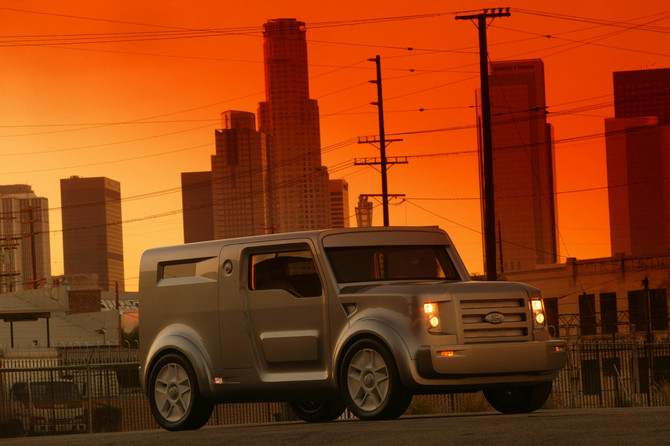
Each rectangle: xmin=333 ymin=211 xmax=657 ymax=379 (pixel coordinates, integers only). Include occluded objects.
xmin=142 ymin=324 xmax=216 ymax=399
xmin=333 ymin=318 xmax=415 ymax=389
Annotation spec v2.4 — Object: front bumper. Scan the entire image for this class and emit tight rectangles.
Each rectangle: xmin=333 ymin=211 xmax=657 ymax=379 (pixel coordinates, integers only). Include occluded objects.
xmin=417 ymin=340 xmax=566 ymax=379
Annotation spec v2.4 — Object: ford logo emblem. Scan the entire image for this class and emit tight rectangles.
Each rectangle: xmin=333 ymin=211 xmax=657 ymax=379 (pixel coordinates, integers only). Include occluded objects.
xmin=484 ymin=312 xmax=505 ymax=324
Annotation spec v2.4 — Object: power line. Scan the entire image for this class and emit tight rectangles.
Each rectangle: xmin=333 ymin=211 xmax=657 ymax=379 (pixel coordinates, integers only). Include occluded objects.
xmin=0 ymin=137 xmax=359 ymax=215
xmin=515 ymin=9 xmax=670 ymax=34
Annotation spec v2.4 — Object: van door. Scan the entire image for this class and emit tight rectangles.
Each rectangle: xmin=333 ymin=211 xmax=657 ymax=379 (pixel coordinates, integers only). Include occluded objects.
xmin=241 ymin=241 xmax=329 ymax=382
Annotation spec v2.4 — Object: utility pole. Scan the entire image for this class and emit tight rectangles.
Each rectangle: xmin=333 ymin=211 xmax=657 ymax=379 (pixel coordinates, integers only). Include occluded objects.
xmin=21 ymin=206 xmax=44 ymax=289
xmin=456 ymin=8 xmax=510 ymax=281
xmin=358 ymin=55 xmax=405 ymax=227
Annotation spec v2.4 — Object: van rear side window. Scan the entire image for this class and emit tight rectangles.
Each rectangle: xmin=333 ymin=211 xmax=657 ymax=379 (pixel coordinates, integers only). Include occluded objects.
xmin=158 ymin=257 xmax=217 ymax=283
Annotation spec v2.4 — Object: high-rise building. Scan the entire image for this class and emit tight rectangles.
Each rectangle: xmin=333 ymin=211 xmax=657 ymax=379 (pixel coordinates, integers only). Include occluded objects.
xmin=613 ymin=67 xmax=670 ymax=124
xmin=258 ymin=18 xmax=331 ymax=233
xmin=606 ymin=67 xmax=670 ymax=256
xmin=60 ymin=176 xmax=124 ymax=291
xmin=329 ymin=179 xmax=350 ymax=228
xmin=211 ymin=110 xmax=272 ymax=239
xmin=0 ymin=185 xmax=51 ymax=292
xmin=479 ymin=59 xmax=558 ymax=273
xmin=181 ymin=171 xmax=214 ymax=243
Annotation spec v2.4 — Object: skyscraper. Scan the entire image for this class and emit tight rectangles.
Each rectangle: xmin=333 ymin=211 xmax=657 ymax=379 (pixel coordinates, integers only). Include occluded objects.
xmin=60 ymin=176 xmax=124 ymax=291
xmin=258 ymin=18 xmax=331 ymax=233
xmin=329 ymin=179 xmax=350 ymax=228
xmin=0 ymin=185 xmax=51 ymax=292
xmin=613 ymin=67 xmax=670 ymax=124
xmin=480 ymin=59 xmax=558 ymax=273
xmin=606 ymin=67 xmax=670 ymax=256
xmin=181 ymin=171 xmax=214 ymax=243
xmin=211 ymin=110 xmax=271 ymax=239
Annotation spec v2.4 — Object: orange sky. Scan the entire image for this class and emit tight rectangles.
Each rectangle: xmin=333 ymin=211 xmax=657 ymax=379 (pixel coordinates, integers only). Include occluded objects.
xmin=1 ymin=1 xmax=669 ymax=290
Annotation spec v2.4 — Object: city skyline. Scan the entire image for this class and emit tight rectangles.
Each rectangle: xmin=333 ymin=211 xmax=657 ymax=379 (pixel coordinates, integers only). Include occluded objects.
xmin=2 ymin=1 xmax=670 ymax=289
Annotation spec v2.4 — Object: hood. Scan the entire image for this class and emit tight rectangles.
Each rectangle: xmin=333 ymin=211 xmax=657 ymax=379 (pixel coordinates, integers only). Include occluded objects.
xmin=339 ymin=280 xmax=539 ymax=301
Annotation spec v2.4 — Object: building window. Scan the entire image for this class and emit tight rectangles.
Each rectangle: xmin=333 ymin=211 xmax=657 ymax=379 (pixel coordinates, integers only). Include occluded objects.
xmin=651 ymin=288 xmax=669 ymax=331
xmin=600 ymin=292 xmax=618 ymax=335
xmin=579 ymin=293 xmax=597 ymax=336
xmin=626 ymin=288 xmax=668 ymax=332
xmin=628 ymin=290 xmax=647 ymax=332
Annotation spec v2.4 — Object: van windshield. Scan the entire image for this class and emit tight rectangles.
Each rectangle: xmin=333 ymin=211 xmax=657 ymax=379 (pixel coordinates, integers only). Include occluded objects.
xmin=325 ymin=245 xmax=460 ymax=284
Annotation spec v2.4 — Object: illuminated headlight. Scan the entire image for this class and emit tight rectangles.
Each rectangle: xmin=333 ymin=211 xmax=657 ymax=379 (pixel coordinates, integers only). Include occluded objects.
xmin=424 ymin=302 xmax=441 ymax=332
xmin=530 ymin=298 xmax=546 ymax=329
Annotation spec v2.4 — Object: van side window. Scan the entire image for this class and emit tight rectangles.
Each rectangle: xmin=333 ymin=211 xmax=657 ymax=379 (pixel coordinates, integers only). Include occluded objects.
xmin=249 ymin=249 xmax=322 ymax=297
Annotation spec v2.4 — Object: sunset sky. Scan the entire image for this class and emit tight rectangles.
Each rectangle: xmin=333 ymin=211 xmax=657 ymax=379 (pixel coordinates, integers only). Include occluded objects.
xmin=2 ymin=1 xmax=669 ymax=290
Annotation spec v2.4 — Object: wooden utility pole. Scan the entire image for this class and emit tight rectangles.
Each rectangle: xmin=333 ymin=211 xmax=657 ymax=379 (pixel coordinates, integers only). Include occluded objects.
xmin=456 ymin=8 xmax=510 ymax=281
xmin=21 ymin=206 xmax=45 ymax=289
xmin=358 ymin=55 xmax=405 ymax=227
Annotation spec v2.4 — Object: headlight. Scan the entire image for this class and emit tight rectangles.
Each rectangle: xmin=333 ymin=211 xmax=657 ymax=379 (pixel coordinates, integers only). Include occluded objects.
xmin=530 ymin=298 xmax=546 ymax=329
xmin=424 ymin=302 xmax=441 ymax=332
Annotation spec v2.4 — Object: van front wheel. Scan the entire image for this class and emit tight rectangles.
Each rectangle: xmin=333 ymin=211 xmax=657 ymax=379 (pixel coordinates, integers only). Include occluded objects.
xmin=148 ymin=354 xmax=214 ymax=430
xmin=340 ymin=338 xmax=412 ymax=420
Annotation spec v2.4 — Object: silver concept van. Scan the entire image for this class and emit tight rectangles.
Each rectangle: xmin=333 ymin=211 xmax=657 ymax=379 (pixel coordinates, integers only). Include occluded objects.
xmin=139 ymin=227 xmax=566 ymax=430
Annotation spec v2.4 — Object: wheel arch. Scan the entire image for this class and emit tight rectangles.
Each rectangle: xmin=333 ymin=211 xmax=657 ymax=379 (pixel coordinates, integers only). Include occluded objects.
xmin=333 ymin=320 xmax=414 ymax=389
xmin=142 ymin=324 xmax=215 ymax=399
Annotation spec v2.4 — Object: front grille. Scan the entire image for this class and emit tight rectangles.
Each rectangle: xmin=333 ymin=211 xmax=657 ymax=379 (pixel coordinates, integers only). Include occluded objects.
xmin=458 ymin=296 xmax=531 ymax=343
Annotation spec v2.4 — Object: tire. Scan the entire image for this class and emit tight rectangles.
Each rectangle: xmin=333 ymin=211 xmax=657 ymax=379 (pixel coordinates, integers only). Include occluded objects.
xmin=339 ymin=338 xmax=412 ymax=420
xmin=148 ymin=353 xmax=214 ymax=430
xmin=289 ymin=399 xmax=347 ymax=422
xmin=484 ymin=381 xmax=553 ymax=414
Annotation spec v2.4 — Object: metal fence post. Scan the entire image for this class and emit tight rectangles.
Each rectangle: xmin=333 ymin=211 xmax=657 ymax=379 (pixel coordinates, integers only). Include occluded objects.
xmin=86 ymin=364 xmax=93 ymax=434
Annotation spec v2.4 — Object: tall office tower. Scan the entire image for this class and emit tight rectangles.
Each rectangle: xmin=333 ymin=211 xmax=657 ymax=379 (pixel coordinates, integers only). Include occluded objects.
xmin=258 ymin=18 xmax=331 ymax=233
xmin=0 ymin=185 xmax=51 ymax=292
xmin=606 ymin=68 xmax=670 ymax=256
xmin=329 ymin=179 xmax=350 ymax=228
xmin=211 ymin=110 xmax=272 ymax=239
xmin=479 ymin=59 xmax=558 ymax=273
xmin=613 ymin=68 xmax=670 ymax=124
xmin=181 ymin=171 xmax=215 ymax=243
xmin=60 ymin=176 xmax=124 ymax=291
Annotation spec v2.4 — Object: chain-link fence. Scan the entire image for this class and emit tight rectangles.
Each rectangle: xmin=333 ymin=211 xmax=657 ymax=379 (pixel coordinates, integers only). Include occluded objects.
xmin=0 ymin=342 xmax=668 ymax=438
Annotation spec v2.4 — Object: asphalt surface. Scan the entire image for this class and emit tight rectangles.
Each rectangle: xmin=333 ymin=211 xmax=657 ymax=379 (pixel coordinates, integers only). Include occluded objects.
xmin=5 ymin=407 xmax=670 ymax=446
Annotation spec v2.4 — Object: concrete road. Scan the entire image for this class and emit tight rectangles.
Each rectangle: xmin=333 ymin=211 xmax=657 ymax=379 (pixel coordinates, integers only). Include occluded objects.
xmin=6 ymin=407 xmax=669 ymax=446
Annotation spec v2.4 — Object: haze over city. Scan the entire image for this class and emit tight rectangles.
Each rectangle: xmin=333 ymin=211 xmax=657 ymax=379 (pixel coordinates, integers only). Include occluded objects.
xmin=2 ymin=1 xmax=670 ymax=290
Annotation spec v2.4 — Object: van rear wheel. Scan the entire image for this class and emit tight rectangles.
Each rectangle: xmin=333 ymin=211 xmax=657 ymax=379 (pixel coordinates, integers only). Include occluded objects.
xmin=484 ymin=381 xmax=553 ymax=414
xmin=148 ymin=353 xmax=213 ymax=430
xmin=340 ymin=338 xmax=412 ymax=420
xmin=289 ymin=399 xmax=346 ymax=422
